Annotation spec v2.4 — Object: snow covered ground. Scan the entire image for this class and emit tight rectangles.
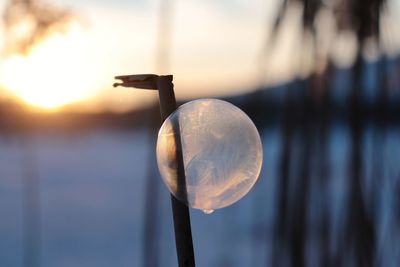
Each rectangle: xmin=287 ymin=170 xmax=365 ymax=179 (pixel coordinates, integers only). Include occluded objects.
xmin=0 ymin=123 xmax=399 ymax=266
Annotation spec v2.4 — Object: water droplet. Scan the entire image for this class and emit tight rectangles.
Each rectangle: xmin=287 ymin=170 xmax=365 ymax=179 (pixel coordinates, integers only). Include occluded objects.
xmin=202 ymin=209 xmax=214 ymax=214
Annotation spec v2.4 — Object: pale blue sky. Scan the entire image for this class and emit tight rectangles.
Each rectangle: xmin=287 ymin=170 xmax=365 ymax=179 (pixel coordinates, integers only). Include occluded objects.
xmin=0 ymin=0 xmax=399 ymax=111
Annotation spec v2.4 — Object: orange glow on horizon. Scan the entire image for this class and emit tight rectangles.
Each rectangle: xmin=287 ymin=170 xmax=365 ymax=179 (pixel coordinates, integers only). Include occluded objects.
xmin=0 ymin=24 xmax=99 ymax=111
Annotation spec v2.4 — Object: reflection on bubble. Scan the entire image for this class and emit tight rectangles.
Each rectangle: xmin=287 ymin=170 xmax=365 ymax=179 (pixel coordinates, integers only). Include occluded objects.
xmin=156 ymin=99 xmax=263 ymax=212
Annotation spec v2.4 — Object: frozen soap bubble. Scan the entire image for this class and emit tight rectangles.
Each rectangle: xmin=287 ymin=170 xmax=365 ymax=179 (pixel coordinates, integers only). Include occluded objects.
xmin=156 ymin=99 xmax=263 ymax=214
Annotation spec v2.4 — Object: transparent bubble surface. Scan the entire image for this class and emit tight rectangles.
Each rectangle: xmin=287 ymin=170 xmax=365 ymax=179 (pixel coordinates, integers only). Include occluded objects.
xmin=156 ymin=99 xmax=263 ymax=212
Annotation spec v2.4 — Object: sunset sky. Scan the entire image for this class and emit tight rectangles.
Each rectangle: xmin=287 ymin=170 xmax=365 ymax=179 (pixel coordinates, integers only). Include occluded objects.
xmin=0 ymin=0 xmax=399 ymax=112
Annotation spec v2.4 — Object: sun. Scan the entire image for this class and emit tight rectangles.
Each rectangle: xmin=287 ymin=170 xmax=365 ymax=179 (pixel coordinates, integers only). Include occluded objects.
xmin=0 ymin=24 xmax=99 ymax=110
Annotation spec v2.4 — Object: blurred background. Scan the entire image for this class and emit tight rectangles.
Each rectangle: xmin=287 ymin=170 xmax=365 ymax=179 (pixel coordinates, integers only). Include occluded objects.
xmin=1 ymin=0 xmax=400 ymax=266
